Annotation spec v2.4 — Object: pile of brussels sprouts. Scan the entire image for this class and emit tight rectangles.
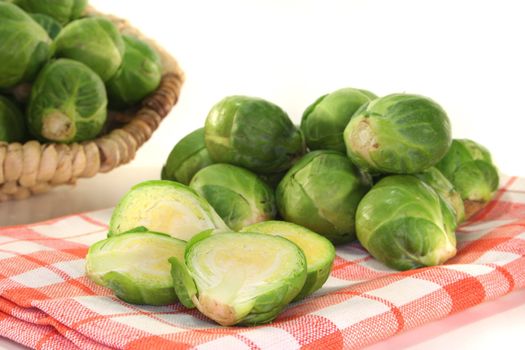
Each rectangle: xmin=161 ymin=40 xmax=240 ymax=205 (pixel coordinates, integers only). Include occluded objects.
xmin=85 ymin=88 xmax=498 ymax=327
xmin=0 ymin=0 xmax=162 ymax=144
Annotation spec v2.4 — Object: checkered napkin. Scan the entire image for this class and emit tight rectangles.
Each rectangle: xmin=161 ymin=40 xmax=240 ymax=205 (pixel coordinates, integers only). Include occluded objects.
xmin=1 ymin=176 xmax=524 ymax=350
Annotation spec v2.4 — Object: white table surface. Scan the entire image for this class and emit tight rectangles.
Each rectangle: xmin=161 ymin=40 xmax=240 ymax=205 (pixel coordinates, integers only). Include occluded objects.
xmin=1 ymin=165 xmax=524 ymax=349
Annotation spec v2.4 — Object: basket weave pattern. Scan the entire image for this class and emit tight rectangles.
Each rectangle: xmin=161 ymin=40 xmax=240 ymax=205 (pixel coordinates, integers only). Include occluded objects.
xmin=0 ymin=8 xmax=184 ymax=202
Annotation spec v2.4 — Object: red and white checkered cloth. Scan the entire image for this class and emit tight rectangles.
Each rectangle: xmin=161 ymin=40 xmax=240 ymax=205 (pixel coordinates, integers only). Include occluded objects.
xmin=1 ymin=175 xmax=524 ymax=350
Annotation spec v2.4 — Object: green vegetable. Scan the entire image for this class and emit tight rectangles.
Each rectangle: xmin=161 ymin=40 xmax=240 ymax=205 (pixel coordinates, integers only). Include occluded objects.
xmin=54 ymin=17 xmax=125 ymax=82
xmin=356 ymin=175 xmax=457 ymax=271
xmin=85 ymin=230 xmax=185 ymax=305
xmin=169 ymin=230 xmax=307 ymax=326
xmin=276 ymin=150 xmax=372 ymax=244
xmin=161 ymin=128 xmax=213 ymax=185
xmin=0 ymin=95 xmax=26 ymax=142
xmin=205 ymin=95 xmax=306 ymax=174
xmin=301 ymin=87 xmax=376 ymax=152
xmin=106 ymin=35 xmax=162 ymax=108
xmin=344 ymin=93 xmax=452 ymax=174
xmin=436 ymin=139 xmax=499 ymax=218
xmin=30 ymin=13 xmax=62 ymax=39
xmin=27 ymin=59 xmax=107 ymax=143
xmin=13 ymin=0 xmax=87 ymax=25
xmin=109 ymin=180 xmax=229 ymax=241
xmin=190 ymin=163 xmax=276 ymax=231
xmin=0 ymin=2 xmax=53 ymax=89
xmin=242 ymin=221 xmax=335 ymax=300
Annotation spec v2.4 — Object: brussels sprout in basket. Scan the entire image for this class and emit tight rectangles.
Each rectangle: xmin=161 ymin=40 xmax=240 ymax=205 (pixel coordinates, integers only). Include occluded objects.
xmin=109 ymin=180 xmax=229 ymax=241
xmin=356 ymin=175 xmax=457 ymax=271
xmin=190 ymin=163 xmax=276 ymax=231
xmin=301 ymin=87 xmax=377 ymax=153
xmin=27 ymin=59 xmax=108 ymax=143
xmin=0 ymin=2 xmax=53 ymax=89
xmin=276 ymin=150 xmax=372 ymax=244
xmin=169 ymin=230 xmax=307 ymax=326
xmin=344 ymin=93 xmax=452 ymax=174
xmin=0 ymin=95 xmax=27 ymax=142
xmin=13 ymin=0 xmax=87 ymax=25
xmin=436 ymin=139 xmax=499 ymax=218
xmin=85 ymin=229 xmax=186 ymax=305
xmin=204 ymin=95 xmax=306 ymax=174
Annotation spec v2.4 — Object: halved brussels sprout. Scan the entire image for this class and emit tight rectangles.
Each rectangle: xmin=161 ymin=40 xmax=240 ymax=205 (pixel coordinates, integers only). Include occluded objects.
xmin=436 ymin=139 xmax=499 ymax=218
xmin=0 ymin=95 xmax=26 ymax=142
xmin=109 ymin=180 xmax=229 ymax=240
xmin=0 ymin=2 xmax=53 ymax=89
xmin=414 ymin=167 xmax=465 ymax=224
xmin=241 ymin=221 xmax=335 ymax=300
xmin=205 ymin=95 xmax=306 ymax=174
xmin=344 ymin=93 xmax=452 ymax=174
xmin=30 ymin=13 xmax=62 ymax=39
xmin=356 ymin=175 xmax=457 ymax=271
xmin=27 ymin=59 xmax=107 ymax=143
xmin=106 ymin=35 xmax=162 ymax=108
xmin=55 ymin=17 xmax=125 ymax=82
xmin=85 ymin=230 xmax=185 ymax=305
xmin=161 ymin=128 xmax=213 ymax=185
xmin=13 ymin=0 xmax=87 ymax=25
xmin=190 ymin=164 xmax=276 ymax=231
xmin=169 ymin=230 xmax=307 ymax=326
xmin=301 ymin=87 xmax=377 ymax=152
xmin=276 ymin=150 xmax=372 ymax=244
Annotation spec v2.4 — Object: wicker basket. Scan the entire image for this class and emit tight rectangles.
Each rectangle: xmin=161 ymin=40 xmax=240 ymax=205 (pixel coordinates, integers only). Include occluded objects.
xmin=0 ymin=8 xmax=184 ymax=202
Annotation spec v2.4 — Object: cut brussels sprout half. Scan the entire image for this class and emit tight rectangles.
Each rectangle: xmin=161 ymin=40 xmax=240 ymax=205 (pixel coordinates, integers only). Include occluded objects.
xmin=85 ymin=231 xmax=186 ymax=305
xmin=169 ymin=230 xmax=307 ymax=326
xmin=356 ymin=175 xmax=457 ymax=271
xmin=109 ymin=180 xmax=229 ymax=240
xmin=0 ymin=95 xmax=26 ymax=142
xmin=241 ymin=221 xmax=335 ymax=300
xmin=276 ymin=150 xmax=372 ymax=244
xmin=344 ymin=93 xmax=452 ymax=174
xmin=190 ymin=164 xmax=276 ymax=231
xmin=205 ymin=95 xmax=306 ymax=174
xmin=436 ymin=139 xmax=499 ymax=219
xmin=161 ymin=128 xmax=213 ymax=185
xmin=301 ymin=87 xmax=377 ymax=152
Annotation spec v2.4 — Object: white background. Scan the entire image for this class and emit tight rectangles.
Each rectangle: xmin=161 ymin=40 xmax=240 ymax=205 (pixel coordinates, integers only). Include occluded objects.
xmin=90 ymin=0 xmax=524 ymax=176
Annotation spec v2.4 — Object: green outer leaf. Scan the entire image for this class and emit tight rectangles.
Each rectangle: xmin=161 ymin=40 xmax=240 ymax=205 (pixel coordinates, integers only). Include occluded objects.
xmin=301 ymin=87 xmax=377 ymax=152
xmin=0 ymin=95 xmax=26 ymax=142
xmin=161 ymin=128 xmax=214 ymax=185
xmin=14 ymin=0 xmax=87 ymax=25
xmin=204 ymin=95 xmax=306 ymax=174
xmin=241 ymin=220 xmax=335 ymax=300
xmin=54 ymin=17 xmax=125 ymax=82
xmin=30 ymin=13 xmax=62 ymax=39
xmin=169 ymin=257 xmax=197 ymax=308
xmin=344 ymin=93 xmax=452 ymax=174
xmin=276 ymin=150 xmax=371 ymax=244
xmin=190 ymin=163 xmax=276 ymax=231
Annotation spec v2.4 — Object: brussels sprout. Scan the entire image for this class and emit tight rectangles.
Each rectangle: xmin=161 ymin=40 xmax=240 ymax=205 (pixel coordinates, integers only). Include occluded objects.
xmin=356 ymin=175 xmax=457 ymax=271
xmin=344 ymin=93 xmax=452 ymax=174
xmin=0 ymin=2 xmax=53 ymax=89
xmin=436 ymin=139 xmax=499 ymax=218
xmin=13 ymin=0 xmax=87 ymax=25
xmin=301 ymin=88 xmax=377 ymax=152
xmin=276 ymin=150 xmax=372 ymax=244
xmin=241 ymin=221 xmax=335 ymax=300
xmin=106 ymin=35 xmax=162 ymax=108
xmin=55 ymin=17 xmax=125 ymax=82
xmin=190 ymin=164 xmax=276 ymax=231
xmin=169 ymin=230 xmax=307 ymax=326
xmin=109 ymin=180 xmax=229 ymax=241
xmin=0 ymin=95 xmax=26 ymax=142
xmin=414 ymin=167 xmax=465 ymax=224
xmin=30 ymin=13 xmax=62 ymax=39
xmin=161 ymin=128 xmax=213 ymax=185
xmin=27 ymin=59 xmax=107 ymax=143
xmin=85 ymin=230 xmax=185 ymax=305
xmin=205 ymin=96 xmax=306 ymax=174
